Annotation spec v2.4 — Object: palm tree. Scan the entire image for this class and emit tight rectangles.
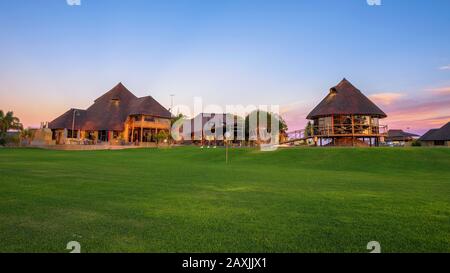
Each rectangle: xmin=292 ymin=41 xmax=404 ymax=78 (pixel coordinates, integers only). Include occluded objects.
xmin=0 ymin=110 xmax=23 ymax=135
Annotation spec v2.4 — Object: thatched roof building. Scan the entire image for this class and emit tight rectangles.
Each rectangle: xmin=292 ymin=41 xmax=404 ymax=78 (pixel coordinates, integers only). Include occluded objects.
xmin=49 ymin=83 xmax=171 ymax=144
xmin=306 ymin=79 xmax=387 ymax=146
xmin=419 ymin=122 xmax=450 ymax=146
xmin=49 ymin=83 xmax=171 ymax=131
xmin=181 ymin=113 xmax=243 ymax=145
xmin=386 ymin=129 xmax=419 ymax=142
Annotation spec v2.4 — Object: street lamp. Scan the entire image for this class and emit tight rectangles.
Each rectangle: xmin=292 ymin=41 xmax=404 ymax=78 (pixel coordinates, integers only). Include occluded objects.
xmin=170 ymin=94 xmax=175 ymax=116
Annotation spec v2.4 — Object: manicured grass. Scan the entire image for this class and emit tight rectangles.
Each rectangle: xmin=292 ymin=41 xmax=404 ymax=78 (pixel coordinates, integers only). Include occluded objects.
xmin=0 ymin=147 xmax=449 ymax=253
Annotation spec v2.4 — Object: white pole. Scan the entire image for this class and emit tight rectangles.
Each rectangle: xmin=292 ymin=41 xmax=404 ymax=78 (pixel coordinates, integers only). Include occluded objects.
xmin=225 ymin=132 xmax=231 ymax=164
xmin=170 ymin=94 xmax=175 ymax=116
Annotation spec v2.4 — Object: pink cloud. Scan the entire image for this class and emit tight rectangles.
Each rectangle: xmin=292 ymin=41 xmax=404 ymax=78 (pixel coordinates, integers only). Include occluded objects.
xmin=369 ymin=93 xmax=405 ymax=106
xmin=381 ymin=94 xmax=450 ymax=134
xmin=280 ymin=101 xmax=313 ymax=131
xmin=426 ymin=86 xmax=450 ymax=95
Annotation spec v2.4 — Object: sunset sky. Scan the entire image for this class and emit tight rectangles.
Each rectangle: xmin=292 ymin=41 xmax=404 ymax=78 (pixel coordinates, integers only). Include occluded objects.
xmin=1 ymin=0 xmax=449 ymax=134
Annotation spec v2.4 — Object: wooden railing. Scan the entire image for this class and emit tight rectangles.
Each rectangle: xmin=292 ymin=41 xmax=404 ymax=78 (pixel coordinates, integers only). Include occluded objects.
xmin=312 ymin=124 xmax=388 ymax=136
xmin=132 ymin=120 xmax=171 ymax=129
xmin=286 ymin=124 xmax=388 ymax=141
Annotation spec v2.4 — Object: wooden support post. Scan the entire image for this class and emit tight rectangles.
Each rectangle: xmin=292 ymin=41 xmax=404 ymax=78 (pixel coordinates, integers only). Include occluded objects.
xmin=131 ymin=118 xmax=135 ymax=143
xmin=331 ymin=114 xmax=334 ymax=135
xmin=140 ymin=115 xmax=144 ymax=143
xmin=351 ymin=115 xmax=355 ymax=147
xmin=124 ymin=123 xmax=129 ymax=144
xmin=351 ymin=115 xmax=355 ymax=135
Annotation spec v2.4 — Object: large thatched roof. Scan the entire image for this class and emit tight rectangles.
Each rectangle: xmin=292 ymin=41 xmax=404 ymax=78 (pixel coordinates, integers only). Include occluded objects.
xmin=49 ymin=83 xmax=171 ymax=131
xmin=419 ymin=122 xmax=450 ymax=141
xmin=307 ymin=79 xmax=387 ymax=119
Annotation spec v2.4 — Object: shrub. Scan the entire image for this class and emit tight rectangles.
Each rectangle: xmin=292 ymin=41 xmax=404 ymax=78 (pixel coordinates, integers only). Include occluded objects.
xmin=411 ymin=140 xmax=422 ymax=147
xmin=156 ymin=130 xmax=168 ymax=144
xmin=0 ymin=134 xmax=20 ymax=146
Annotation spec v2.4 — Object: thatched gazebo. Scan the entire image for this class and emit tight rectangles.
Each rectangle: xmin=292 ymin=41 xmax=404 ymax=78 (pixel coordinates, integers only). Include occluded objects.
xmin=306 ymin=79 xmax=388 ymax=146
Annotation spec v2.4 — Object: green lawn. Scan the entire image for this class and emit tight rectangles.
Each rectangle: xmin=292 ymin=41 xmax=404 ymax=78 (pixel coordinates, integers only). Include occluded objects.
xmin=0 ymin=147 xmax=449 ymax=253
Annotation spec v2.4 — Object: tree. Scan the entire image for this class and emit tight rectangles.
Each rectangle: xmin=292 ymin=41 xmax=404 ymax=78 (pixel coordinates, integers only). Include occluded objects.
xmin=244 ymin=110 xmax=288 ymax=143
xmin=156 ymin=130 xmax=168 ymax=146
xmin=304 ymin=121 xmax=313 ymax=137
xmin=0 ymin=110 xmax=23 ymax=135
xmin=278 ymin=115 xmax=288 ymax=136
xmin=20 ymin=128 xmax=34 ymax=146
xmin=0 ymin=111 xmax=23 ymax=146
xmin=169 ymin=113 xmax=186 ymax=145
xmin=171 ymin=113 xmax=185 ymax=127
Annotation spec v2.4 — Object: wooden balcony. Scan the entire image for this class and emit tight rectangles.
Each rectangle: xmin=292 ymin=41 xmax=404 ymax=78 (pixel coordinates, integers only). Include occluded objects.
xmin=132 ymin=120 xmax=170 ymax=129
xmin=311 ymin=124 xmax=388 ymax=137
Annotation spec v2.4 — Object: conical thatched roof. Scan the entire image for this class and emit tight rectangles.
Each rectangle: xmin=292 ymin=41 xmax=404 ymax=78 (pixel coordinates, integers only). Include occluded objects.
xmin=49 ymin=83 xmax=171 ymax=131
xmin=307 ymin=79 xmax=387 ymax=119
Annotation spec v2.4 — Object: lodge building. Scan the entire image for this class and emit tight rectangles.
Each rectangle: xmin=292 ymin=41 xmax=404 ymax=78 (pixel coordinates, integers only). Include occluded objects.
xmin=385 ymin=129 xmax=419 ymax=146
xmin=184 ymin=113 xmax=244 ymax=145
xmin=306 ymin=79 xmax=388 ymax=146
xmin=419 ymin=122 xmax=450 ymax=147
xmin=49 ymin=83 xmax=172 ymax=145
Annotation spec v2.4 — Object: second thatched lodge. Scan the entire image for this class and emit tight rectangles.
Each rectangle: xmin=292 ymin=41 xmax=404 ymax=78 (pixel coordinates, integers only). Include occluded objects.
xmin=49 ymin=83 xmax=172 ymax=145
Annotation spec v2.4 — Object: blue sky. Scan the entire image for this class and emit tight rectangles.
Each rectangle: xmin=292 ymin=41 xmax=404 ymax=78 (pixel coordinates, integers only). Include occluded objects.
xmin=1 ymin=0 xmax=449 ymax=132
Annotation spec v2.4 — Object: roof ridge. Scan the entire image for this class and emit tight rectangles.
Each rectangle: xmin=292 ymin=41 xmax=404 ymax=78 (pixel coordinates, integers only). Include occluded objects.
xmin=94 ymin=82 xmax=137 ymax=103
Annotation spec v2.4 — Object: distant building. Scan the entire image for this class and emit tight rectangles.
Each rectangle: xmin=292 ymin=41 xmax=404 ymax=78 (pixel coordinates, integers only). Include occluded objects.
xmin=306 ymin=79 xmax=388 ymax=146
xmin=419 ymin=122 xmax=450 ymax=146
xmin=49 ymin=83 xmax=172 ymax=145
xmin=385 ymin=129 xmax=419 ymax=146
xmin=182 ymin=113 xmax=244 ymax=145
